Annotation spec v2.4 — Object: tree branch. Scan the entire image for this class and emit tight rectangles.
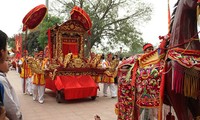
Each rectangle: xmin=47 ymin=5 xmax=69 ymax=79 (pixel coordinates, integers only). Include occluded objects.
xmin=103 ymin=16 xmax=130 ymax=28
xmin=100 ymin=0 xmax=113 ymax=20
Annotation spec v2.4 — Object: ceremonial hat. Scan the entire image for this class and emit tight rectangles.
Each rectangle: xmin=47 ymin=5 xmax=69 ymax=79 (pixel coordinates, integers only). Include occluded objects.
xmin=143 ymin=43 xmax=153 ymax=51
xmin=23 ymin=50 xmax=28 ymax=55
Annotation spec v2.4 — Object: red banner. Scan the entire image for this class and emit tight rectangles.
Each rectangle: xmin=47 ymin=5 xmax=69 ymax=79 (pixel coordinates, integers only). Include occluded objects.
xmin=15 ymin=34 xmax=22 ymax=60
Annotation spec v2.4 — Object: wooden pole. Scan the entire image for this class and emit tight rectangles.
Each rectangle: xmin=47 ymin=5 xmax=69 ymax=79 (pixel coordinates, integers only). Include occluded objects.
xmin=23 ymin=30 xmax=28 ymax=93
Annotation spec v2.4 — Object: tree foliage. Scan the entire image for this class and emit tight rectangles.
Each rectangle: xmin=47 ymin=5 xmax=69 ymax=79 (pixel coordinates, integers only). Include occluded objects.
xmin=7 ymin=37 xmax=15 ymax=49
xmin=50 ymin=0 xmax=152 ymax=54
xmin=26 ymin=31 xmax=42 ymax=55
xmin=37 ymin=15 xmax=62 ymax=49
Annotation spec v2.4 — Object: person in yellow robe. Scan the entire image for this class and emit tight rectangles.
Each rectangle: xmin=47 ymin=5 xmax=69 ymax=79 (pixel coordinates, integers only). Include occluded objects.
xmin=32 ymin=52 xmax=46 ymax=104
xmin=92 ymin=54 xmax=105 ymax=96
xmin=27 ymin=56 xmax=33 ymax=96
xmin=102 ymin=53 xmax=117 ymax=98
xmin=19 ymin=50 xmax=31 ymax=95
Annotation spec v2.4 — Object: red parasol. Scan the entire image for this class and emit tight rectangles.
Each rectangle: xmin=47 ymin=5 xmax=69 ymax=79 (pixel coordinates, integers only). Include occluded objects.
xmin=70 ymin=6 xmax=92 ymax=31
xmin=22 ymin=4 xmax=47 ymax=31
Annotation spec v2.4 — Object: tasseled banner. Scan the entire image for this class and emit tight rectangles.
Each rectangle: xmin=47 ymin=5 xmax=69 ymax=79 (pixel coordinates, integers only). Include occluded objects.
xmin=172 ymin=62 xmax=184 ymax=94
xmin=184 ymin=68 xmax=199 ymax=99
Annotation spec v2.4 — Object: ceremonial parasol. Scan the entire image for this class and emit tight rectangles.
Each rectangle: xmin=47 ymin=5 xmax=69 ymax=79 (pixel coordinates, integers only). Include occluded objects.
xmin=70 ymin=5 xmax=92 ymax=52
xmin=21 ymin=4 xmax=47 ymax=93
xmin=70 ymin=6 xmax=92 ymax=31
xmin=22 ymin=4 xmax=47 ymax=31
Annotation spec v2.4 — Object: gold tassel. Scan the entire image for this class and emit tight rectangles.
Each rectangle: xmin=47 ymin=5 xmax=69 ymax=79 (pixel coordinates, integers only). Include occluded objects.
xmin=184 ymin=68 xmax=199 ymax=99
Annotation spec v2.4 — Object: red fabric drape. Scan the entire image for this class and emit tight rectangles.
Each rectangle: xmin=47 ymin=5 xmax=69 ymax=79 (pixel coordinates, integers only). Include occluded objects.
xmin=45 ymin=78 xmax=57 ymax=92
xmin=62 ymin=43 xmax=78 ymax=56
xmin=51 ymin=75 xmax=97 ymax=100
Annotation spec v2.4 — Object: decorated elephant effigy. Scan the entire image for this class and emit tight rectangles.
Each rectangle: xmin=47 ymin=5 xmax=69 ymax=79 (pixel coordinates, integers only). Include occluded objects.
xmin=115 ymin=49 xmax=166 ymax=120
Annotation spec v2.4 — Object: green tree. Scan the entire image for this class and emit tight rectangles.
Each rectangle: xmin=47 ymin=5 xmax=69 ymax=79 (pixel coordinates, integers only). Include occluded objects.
xmin=7 ymin=37 xmax=15 ymax=49
xmin=37 ymin=14 xmax=62 ymax=49
xmin=26 ymin=31 xmax=42 ymax=55
xmin=51 ymin=0 xmax=152 ymax=54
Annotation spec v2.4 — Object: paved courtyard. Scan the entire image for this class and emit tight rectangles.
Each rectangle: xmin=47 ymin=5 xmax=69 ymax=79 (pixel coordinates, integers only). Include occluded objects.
xmin=7 ymin=70 xmax=117 ymax=120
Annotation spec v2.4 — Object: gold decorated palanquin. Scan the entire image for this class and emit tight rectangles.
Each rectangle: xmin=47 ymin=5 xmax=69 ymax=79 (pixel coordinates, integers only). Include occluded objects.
xmin=46 ymin=19 xmax=104 ymax=79
xmin=49 ymin=20 xmax=86 ymax=59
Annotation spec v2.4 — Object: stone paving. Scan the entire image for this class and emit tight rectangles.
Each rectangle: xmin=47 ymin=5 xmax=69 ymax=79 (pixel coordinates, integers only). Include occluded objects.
xmin=7 ymin=70 xmax=117 ymax=120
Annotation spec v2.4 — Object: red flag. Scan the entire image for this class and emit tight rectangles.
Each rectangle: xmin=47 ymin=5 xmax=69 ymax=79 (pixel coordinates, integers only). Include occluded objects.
xmin=15 ymin=34 xmax=22 ymax=59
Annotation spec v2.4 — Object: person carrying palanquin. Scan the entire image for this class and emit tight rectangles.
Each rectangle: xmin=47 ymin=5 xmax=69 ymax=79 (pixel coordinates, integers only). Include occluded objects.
xmin=102 ymin=53 xmax=118 ymax=98
xmin=27 ymin=56 xmax=33 ymax=96
xmin=18 ymin=50 xmax=32 ymax=95
xmin=88 ymin=52 xmax=102 ymax=93
xmin=32 ymin=51 xmax=46 ymax=104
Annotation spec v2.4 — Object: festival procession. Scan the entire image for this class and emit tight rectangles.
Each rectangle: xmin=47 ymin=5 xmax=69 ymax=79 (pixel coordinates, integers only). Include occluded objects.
xmin=0 ymin=0 xmax=200 ymax=120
